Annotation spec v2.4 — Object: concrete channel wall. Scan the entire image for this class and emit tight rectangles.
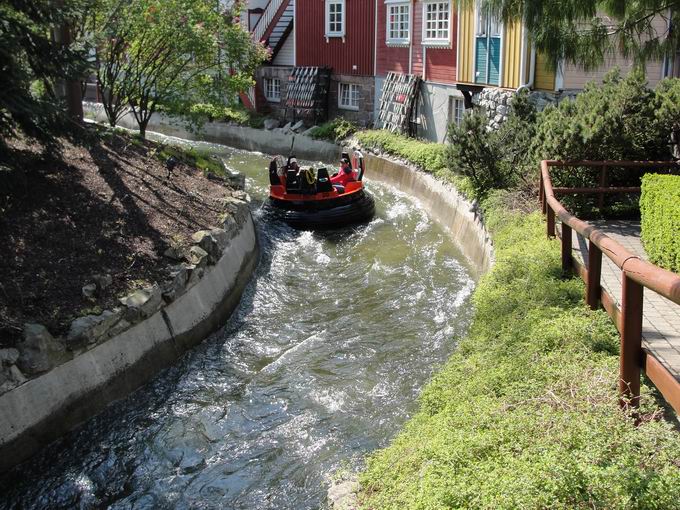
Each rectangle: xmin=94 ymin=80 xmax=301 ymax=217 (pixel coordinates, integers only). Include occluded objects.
xmin=0 ymin=217 xmax=259 ymax=473
xmin=84 ymin=103 xmax=340 ymax=163
xmin=83 ymin=103 xmax=493 ymax=274
xmin=365 ymin=155 xmax=494 ymax=276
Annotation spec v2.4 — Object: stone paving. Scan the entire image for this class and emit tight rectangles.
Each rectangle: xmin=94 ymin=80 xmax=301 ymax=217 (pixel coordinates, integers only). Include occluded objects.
xmin=565 ymin=220 xmax=680 ymax=380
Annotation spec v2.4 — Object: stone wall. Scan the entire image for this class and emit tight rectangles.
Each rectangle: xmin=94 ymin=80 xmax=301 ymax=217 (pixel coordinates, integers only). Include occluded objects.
xmin=328 ymin=74 xmax=375 ymax=127
xmin=0 ymin=193 xmax=259 ymax=473
xmin=472 ymin=88 xmax=517 ymax=130
xmin=472 ymin=88 xmax=580 ymax=130
xmin=255 ymin=65 xmax=294 ymax=121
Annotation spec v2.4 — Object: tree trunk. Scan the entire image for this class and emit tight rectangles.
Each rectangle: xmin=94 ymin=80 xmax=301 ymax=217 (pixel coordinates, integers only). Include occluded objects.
xmin=54 ymin=0 xmax=83 ymax=122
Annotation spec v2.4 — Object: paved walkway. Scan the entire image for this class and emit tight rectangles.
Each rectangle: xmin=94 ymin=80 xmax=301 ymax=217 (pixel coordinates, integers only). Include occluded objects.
xmin=566 ymin=220 xmax=680 ymax=380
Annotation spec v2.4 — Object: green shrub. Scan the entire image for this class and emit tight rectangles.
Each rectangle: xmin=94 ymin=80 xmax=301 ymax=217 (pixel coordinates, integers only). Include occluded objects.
xmin=355 ymin=130 xmax=447 ymax=173
xmin=446 ymin=91 xmax=537 ymax=200
xmin=358 ymin=191 xmax=680 ymax=509
xmin=155 ymin=144 xmax=223 ymax=176
xmin=641 ymin=174 xmax=680 ymax=273
xmin=533 ymin=71 xmax=674 ymax=205
xmin=309 ymin=117 xmax=358 ymax=142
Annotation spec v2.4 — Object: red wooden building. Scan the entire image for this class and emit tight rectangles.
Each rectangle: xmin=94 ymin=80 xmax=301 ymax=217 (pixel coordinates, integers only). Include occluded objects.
xmin=294 ymin=0 xmax=376 ymax=125
xmin=376 ymin=0 xmax=464 ymax=141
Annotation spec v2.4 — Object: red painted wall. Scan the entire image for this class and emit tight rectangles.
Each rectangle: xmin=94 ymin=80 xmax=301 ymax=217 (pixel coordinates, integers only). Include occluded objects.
xmin=375 ymin=0 xmax=457 ymax=84
xmin=376 ymin=0 xmax=409 ymax=76
xmin=295 ymin=0 xmax=375 ymax=76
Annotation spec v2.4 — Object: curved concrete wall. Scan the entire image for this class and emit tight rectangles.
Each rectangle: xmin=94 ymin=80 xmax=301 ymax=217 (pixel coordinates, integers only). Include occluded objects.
xmin=0 ymin=216 xmax=259 ymax=473
xmin=83 ymin=102 xmax=493 ymax=275
xmin=365 ymin=155 xmax=494 ymax=277
xmin=84 ymin=103 xmax=340 ymax=163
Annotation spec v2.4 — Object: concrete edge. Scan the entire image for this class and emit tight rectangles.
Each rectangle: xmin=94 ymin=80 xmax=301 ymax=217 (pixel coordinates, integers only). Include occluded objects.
xmin=82 ymin=102 xmax=493 ymax=276
xmin=0 ymin=215 xmax=259 ymax=474
xmin=83 ymin=102 xmax=340 ymax=162
xmin=364 ymin=154 xmax=494 ymax=278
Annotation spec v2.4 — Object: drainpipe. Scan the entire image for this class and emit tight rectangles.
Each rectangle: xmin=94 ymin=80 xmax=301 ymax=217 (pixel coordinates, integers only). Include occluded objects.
xmin=516 ymin=25 xmax=535 ymax=93
xmin=409 ymin=0 xmax=415 ymax=74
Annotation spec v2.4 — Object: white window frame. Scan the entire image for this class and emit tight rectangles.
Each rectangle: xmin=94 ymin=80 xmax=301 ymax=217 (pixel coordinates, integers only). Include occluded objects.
xmin=325 ymin=0 xmax=346 ymax=38
xmin=263 ymin=77 xmax=281 ymax=103
xmin=422 ymin=1 xmax=451 ymax=47
xmin=454 ymin=97 xmax=465 ymax=125
xmin=385 ymin=0 xmax=411 ymax=46
xmin=447 ymin=96 xmax=466 ymax=127
xmin=338 ymin=82 xmax=360 ymax=111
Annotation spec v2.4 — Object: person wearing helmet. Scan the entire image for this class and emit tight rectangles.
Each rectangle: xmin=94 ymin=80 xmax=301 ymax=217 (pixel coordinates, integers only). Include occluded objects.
xmin=331 ymin=158 xmax=356 ymax=193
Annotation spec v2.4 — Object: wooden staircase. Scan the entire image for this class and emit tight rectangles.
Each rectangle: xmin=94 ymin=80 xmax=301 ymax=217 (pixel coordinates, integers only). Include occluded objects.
xmin=252 ymin=0 xmax=294 ymax=57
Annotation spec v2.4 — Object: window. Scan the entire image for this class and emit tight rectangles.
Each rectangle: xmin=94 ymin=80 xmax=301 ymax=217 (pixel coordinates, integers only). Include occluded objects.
xmin=325 ymin=0 xmax=345 ymax=37
xmin=423 ymin=1 xmax=450 ymax=46
xmin=338 ymin=83 xmax=359 ymax=110
xmin=448 ymin=97 xmax=465 ymax=126
xmin=264 ymin=78 xmax=281 ymax=102
xmin=386 ymin=2 xmax=410 ymax=45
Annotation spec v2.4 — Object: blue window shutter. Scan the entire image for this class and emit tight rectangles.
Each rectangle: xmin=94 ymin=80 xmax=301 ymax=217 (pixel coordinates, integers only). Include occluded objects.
xmin=475 ymin=37 xmax=488 ymax=84
xmin=488 ymin=36 xmax=501 ymax=85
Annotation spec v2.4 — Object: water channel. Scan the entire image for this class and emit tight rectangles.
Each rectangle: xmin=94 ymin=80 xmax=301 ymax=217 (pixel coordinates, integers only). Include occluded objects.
xmin=0 ymin=139 xmax=475 ymax=509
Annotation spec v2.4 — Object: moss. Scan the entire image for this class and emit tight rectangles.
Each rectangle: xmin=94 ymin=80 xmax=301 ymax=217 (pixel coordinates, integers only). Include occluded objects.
xmin=640 ymin=174 xmax=680 ymax=273
xmin=155 ymin=144 xmax=223 ymax=176
xmin=358 ymin=190 xmax=680 ymax=509
xmin=309 ymin=117 xmax=358 ymax=142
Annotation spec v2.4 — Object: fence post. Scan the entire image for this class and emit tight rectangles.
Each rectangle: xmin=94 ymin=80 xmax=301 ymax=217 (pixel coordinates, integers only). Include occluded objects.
xmin=561 ymin=224 xmax=572 ymax=275
xmin=598 ymin=164 xmax=609 ymax=210
xmin=539 ymin=176 xmax=545 ymax=213
xmin=620 ymin=272 xmax=643 ymax=409
xmin=586 ymin=242 xmax=602 ymax=309
xmin=547 ymin=207 xmax=555 ymax=237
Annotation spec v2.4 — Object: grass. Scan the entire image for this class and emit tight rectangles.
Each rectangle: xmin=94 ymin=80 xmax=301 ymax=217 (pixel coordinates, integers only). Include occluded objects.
xmin=154 ymin=144 xmax=224 ymax=177
xmin=354 ymin=130 xmax=474 ymax=197
xmin=357 ymin=190 xmax=680 ymax=509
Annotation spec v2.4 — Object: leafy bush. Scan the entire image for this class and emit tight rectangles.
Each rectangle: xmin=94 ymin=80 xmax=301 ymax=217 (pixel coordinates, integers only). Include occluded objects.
xmin=182 ymin=102 xmax=265 ymax=132
xmin=446 ymin=90 xmax=537 ymax=200
xmin=641 ymin=174 xmax=680 ymax=273
xmin=358 ymin=192 xmax=680 ymax=509
xmin=309 ymin=117 xmax=358 ymax=142
xmin=355 ymin=130 xmax=447 ymax=173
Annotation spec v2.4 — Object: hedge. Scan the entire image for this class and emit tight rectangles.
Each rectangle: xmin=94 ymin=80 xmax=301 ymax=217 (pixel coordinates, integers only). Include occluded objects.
xmin=355 ymin=130 xmax=447 ymax=175
xmin=641 ymin=173 xmax=680 ymax=273
xmin=357 ymin=191 xmax=680 ymax=509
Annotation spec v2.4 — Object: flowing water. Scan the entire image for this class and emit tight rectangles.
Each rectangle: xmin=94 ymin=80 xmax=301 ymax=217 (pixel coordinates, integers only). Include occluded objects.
xmin=0 ymin=139 xmax=475 ymax=510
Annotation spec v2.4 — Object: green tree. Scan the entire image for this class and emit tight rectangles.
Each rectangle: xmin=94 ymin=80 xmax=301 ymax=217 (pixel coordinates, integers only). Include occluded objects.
xmin=446 ymin=90 xmax=537 ymax=199
xmin=92 ymin=0 xmax=268 ymax=137
xmin=0 ymin=0 xmax=90 ymax=155
xmin=485 ymin=0 xmax=680 ymax=70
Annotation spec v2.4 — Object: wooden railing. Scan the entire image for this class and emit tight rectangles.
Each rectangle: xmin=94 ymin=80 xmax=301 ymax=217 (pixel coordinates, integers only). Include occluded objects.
xmin=251 ymin=0 xmax=287 ymax=43
xmin=539 ymin=160 xmax=680 ymax=413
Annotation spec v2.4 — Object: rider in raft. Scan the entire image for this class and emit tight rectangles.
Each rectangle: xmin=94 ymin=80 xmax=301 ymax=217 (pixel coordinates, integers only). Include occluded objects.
xmin=330 ymin=157 xmax=356 ymax=193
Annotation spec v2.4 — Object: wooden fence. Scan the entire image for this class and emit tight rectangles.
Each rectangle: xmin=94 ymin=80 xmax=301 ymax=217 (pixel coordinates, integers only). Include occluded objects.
xmin=539 ymin=160 xmax=680 ymax=413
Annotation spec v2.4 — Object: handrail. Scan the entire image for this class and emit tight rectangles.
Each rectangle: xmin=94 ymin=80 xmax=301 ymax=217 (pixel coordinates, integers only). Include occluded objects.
xmin=539 ymin=159 xmax=680 ymax=413
xmin=251 ymin=0 xmax=286 ymax=42
xmin=540 ymin=161 xmax=680 ymax=306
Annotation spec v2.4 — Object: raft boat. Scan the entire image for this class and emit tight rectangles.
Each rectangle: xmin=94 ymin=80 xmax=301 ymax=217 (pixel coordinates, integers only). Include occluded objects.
xmin=267 ymin=151 xmax=375 ymax=230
